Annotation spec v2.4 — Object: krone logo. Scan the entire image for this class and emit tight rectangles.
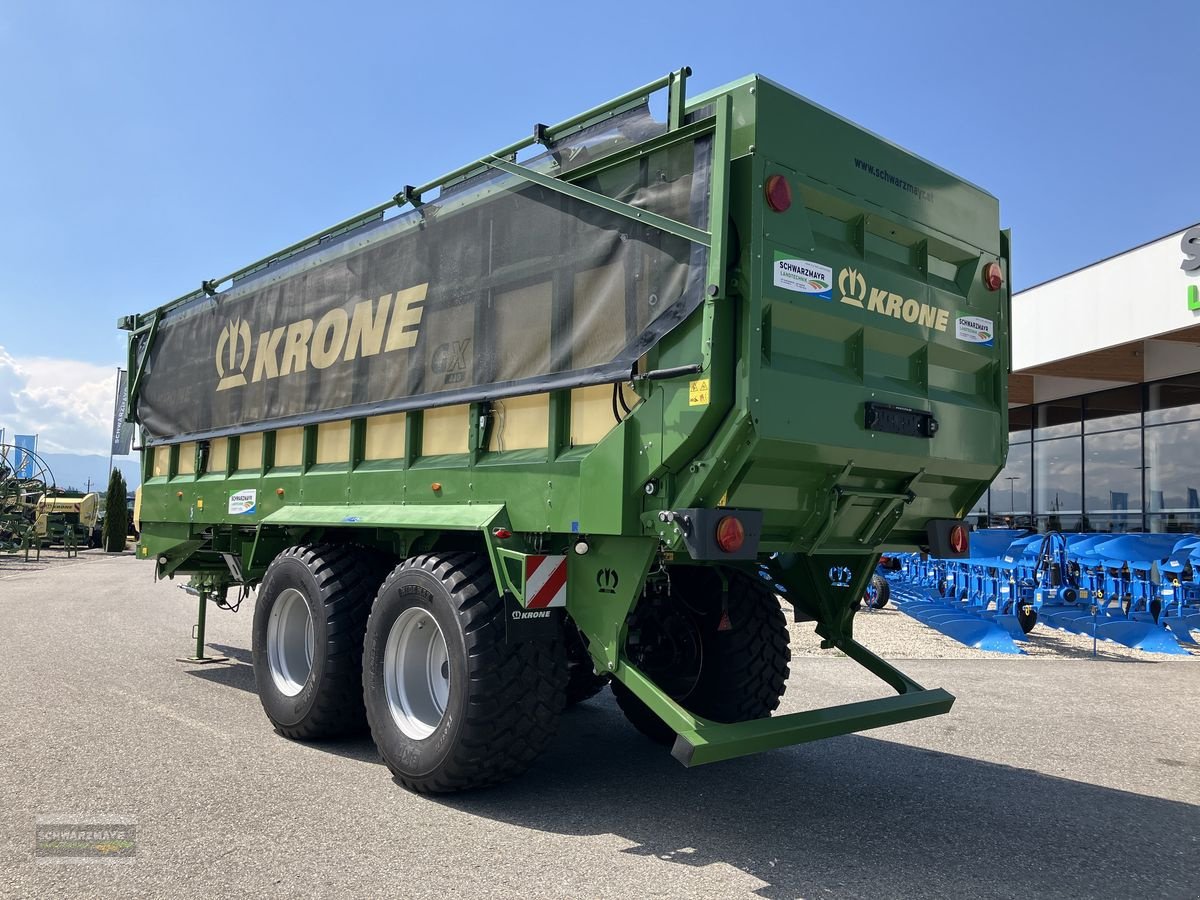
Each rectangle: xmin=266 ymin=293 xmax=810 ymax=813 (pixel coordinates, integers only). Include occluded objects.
xmin=836 ymin=267 xmax=950 ymax=333
xmin=215 ymin=318 xmax=253 ymax=391
xmin=212 ymin=283 xmax=428 ymax=392
xmin=838 ymin=268 xmax=867 ymax=307
xmin=828 ymin=565 xmax=853 ymax=588
xmin=596 ymin=568 xmax=619 ymax=594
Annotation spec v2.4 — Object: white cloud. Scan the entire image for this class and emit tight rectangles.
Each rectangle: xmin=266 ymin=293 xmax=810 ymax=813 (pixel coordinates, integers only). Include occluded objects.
xmin=0 ymin=345 xmax=120 ymax=454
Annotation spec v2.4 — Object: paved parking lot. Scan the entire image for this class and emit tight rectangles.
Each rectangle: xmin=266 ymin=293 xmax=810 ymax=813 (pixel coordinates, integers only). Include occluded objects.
xmin=1 ymin=553 xmax=1197 ymax=898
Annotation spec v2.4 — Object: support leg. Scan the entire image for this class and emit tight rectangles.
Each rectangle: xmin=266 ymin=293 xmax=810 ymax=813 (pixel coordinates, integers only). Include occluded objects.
xmin=176 ymin=588 xmax=229 ymax=664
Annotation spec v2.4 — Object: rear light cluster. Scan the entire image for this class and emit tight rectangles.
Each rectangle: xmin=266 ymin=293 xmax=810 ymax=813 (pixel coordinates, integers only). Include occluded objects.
xmin=764 ymin=174 xmax=792 ymax=213
xmin=949 ymin=524 xmax=969 ymax=555
xmin=715 ymin=516 xmax=745 ymax=554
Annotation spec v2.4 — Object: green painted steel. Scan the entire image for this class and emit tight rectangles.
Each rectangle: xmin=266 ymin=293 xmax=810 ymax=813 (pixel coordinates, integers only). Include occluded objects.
xmin=259 ymin=503 xmax=505 ymax=530
xmin=122 ymin=68 xmax=1010 ymax=767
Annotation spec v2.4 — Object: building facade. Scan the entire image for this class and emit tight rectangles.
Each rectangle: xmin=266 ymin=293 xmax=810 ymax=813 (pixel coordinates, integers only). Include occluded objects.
xmin=977 ymin=223 xmax=1200 ymax=533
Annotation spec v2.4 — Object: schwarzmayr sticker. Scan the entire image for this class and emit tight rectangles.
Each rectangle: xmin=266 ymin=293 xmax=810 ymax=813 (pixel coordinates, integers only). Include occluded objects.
xmin=955 ymin=314 xmax=994 ymax=346
xmin=773 ymin=253 xmax=833 ymax=300
xmin=228 ymin=489 xmax=257 ymax=516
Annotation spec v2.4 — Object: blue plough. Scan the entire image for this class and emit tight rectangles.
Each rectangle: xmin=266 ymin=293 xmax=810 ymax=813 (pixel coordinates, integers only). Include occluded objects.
xmin=881 ymin=530 xmax=1200 ymax=655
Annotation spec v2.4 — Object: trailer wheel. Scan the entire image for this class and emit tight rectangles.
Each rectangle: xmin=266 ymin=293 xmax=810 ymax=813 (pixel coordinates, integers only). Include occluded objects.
xmin=564 ymin=620 xmax=608 ymax=706
xmin=613 ymin=568 xmax=789 ymax=744
xmin=362 ymin=552 xmax=567 ymax=793
xmin=864 ymin=574 xmax=890 ymax=609
xmin=252 ymin=544 xmax=385 ymax=740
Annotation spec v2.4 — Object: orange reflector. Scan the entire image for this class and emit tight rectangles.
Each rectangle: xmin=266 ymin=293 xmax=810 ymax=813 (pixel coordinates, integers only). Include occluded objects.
xmin=716 ymin=515 xmax=745 ymax=554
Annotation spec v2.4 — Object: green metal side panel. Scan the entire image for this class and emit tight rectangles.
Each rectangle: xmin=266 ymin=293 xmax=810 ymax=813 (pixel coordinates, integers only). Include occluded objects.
xmin=259 ymin=503 xmax=504 ymax=530
xmin=713 ymin=78 xmax=1009 ymax=553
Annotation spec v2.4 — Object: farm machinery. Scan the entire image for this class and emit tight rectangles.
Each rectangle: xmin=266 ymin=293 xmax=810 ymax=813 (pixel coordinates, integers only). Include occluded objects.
xmin=886 ymin=530 xmax=1200 ymax=654
xmin=120 ymin=68 xmax=1011 ymax=791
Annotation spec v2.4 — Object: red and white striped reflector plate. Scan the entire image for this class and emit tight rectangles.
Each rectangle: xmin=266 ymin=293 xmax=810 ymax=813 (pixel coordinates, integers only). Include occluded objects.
xmin=524 ymin=554 xmax=568 ymax=609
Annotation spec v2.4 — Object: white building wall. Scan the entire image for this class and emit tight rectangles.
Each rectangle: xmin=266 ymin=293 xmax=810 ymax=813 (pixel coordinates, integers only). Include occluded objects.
xmin=1013 ymin=225 xmax=1200 ymax=370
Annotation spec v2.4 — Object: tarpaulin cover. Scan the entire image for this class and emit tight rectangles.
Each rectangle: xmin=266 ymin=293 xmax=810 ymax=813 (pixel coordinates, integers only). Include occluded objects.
xmin=136 ymin=106 xmax=712 ymax=443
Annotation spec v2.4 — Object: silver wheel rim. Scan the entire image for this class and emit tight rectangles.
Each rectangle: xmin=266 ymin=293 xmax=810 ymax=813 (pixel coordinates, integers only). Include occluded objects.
xmin=383 ymin=608 xmax=450 ymax=740
xmin=267 ymin=588 xmax=314 ymax=697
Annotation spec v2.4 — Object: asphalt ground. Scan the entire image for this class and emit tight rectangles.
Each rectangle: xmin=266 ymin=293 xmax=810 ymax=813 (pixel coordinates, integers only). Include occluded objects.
xmin=1 ymin=553 xmax=1197 ymax=899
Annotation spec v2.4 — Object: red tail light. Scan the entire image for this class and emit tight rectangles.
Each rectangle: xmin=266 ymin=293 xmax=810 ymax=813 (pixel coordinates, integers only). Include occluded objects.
xmin=983 ymin=261 xmax=1004 ymax=291
xmin=715 ymin=516 xmax=745 ymax=553
xmin=765 ymin=174 xmax=792 ymax=213
xmin=949 ymin=524 xmax=969 ymax=555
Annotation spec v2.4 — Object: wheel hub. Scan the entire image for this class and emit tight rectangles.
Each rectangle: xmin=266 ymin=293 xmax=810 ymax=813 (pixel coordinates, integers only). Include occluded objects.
xmin=267 ymin=587 xmax=315 ymax=697
xmin=383 ymin=608 xmax=450 ymax=740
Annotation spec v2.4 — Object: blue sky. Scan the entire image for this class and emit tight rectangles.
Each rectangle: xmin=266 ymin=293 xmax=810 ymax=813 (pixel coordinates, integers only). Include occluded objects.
xmin=0 ymin=0 xmax=1196 ymax=452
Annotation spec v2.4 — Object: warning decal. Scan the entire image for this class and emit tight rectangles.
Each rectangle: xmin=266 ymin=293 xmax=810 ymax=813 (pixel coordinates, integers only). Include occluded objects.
xmin=524 ymin=555 xmax=568 ymax=609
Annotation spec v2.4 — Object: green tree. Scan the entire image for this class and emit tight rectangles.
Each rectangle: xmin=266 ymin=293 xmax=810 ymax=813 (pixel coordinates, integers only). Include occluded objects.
xmin=102 ymin=468 xmax=128 ymax=552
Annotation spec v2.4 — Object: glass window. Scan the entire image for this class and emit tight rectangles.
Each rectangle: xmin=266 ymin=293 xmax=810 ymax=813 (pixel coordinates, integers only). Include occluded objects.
xmin=1083 ymin=429 xmax=1142 ymax=515
xmin=1148 ymin=513 xmax=1200 ymax=534
xmin=989 ymin=442 xmax=1031 ymax=525
xmin=1084 ymin=385 xmax=1141 ymax=433
xmin=1035 ymin=397 xmax=1081 ymax=440
xmin=1034 ymin=436 xmax=1082 ymax=516
xmin=1145 ymin=420 xmax=1200 ymax=515
xmin=1008 ymin=406 xmax=1032 ymax=444
xmin=1035 ymin=513 xmax=1084 ymax=533
xmin=1086 ymin=513 xmax=1144 ymax=534
xmin=1146 ymin=374 xmax=1200 ymax=426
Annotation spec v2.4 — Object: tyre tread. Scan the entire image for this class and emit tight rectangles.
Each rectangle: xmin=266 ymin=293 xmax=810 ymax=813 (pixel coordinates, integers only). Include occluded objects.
xmin=264 ymin=544 xmax=387 ymax=741
xmin=365 ymin=552 xmax=567 ymax=793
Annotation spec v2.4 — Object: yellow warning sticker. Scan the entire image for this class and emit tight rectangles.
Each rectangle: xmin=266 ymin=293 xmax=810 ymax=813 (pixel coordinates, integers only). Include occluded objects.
xmin=688 ymin=378 xmax=710 ymax=407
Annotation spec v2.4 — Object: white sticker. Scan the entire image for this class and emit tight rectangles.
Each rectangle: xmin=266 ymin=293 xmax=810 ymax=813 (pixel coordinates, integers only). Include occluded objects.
xmin=955 ymin=315 xmax=994 ymax=345
xmin=773 ymin=256 xmax=833 ymax=300
xmin=228 ymin=489 xmax=257 ymax=516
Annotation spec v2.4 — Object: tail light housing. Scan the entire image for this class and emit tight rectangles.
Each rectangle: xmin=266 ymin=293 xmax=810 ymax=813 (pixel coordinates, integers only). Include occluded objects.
xmin=949 ymin=524 xmax=969 ymax=555
xmin=764 ymin=174 xmax=792 ymax=213
xmin=926 ymin=519 xmax=971 ymax=558
xmin=983 ymin=261 xmax=1004 ymax=291
xmin=715 ymin=516 xmax=745 ymax=554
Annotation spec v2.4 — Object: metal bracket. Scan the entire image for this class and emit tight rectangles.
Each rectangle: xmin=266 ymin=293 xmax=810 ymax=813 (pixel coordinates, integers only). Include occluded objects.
xmin=481 ymin=155 xmax=711 ymax=248
xmin=393 ymin=184 xmax=423 ymax=209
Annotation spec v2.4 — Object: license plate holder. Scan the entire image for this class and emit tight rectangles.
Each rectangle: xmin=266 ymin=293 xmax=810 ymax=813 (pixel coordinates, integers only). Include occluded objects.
xmin=864 ymin=402 xmax=938 ymax=438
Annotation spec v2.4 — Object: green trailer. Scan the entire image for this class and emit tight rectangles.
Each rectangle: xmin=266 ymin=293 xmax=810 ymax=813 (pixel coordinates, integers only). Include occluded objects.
xmin=120 ymin=68 xmax=1010 ymax=792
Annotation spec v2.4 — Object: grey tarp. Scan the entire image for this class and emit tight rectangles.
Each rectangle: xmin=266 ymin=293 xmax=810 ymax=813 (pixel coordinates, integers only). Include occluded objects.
xmin=136 ymin=107 xmax=712 ymax=444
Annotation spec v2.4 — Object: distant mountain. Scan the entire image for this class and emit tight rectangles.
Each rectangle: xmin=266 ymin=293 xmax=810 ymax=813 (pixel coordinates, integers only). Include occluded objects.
xmin=36 ymin=452 xmax=141 ymax=494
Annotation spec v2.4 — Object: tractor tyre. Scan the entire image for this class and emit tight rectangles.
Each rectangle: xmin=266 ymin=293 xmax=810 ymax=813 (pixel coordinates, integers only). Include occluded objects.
xmin=362 ymin=552 xmax=567 ymax=793
xmin=252 ymin=544 xmax=387 ymax=740
xmin=864 ymin=574 xmax=890 ymax=610
xmin=564 ymin=620 xmax=608 ymax=706
xmin=613 ymin=568 xmax=790 ymax=745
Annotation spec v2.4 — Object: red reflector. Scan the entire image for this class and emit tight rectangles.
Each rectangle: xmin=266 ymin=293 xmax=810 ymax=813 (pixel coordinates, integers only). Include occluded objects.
xmin=492 ymin=528 xmax=513 ymax=539
xmin=983 ymin=261 xmax=1004 ymax=291
xmin=764 ymin=174 xmax=792 ymax=212
xmin=949 ymin=524 xmax=969 ymax=554
xmin=715 ymin=516 xmax=745 ymax=553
